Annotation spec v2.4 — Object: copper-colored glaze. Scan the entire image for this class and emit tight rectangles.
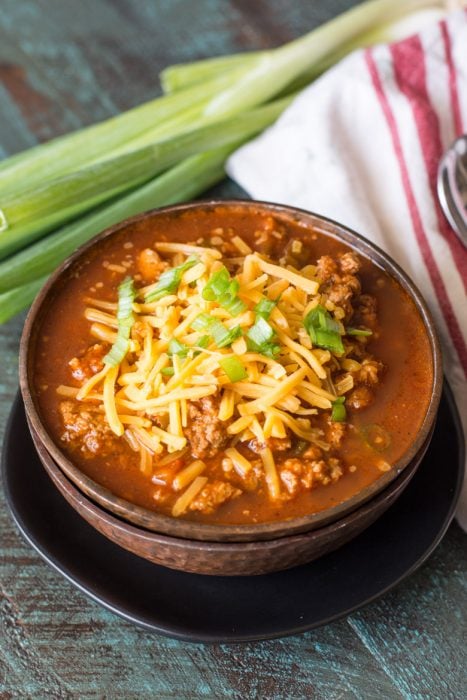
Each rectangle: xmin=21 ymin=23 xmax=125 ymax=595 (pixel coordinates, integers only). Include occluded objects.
xmin=20 ymin=201 xmax=443 ymax=547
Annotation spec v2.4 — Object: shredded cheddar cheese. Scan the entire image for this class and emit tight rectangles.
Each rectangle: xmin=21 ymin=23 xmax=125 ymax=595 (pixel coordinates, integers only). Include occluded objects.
xmin=59 ymin=239 xmax=366 ymax=512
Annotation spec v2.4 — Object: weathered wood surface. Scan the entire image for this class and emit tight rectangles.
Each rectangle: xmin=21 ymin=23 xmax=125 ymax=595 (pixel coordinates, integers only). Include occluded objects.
xmin=0 ymin=1 xmax=466 ymax=698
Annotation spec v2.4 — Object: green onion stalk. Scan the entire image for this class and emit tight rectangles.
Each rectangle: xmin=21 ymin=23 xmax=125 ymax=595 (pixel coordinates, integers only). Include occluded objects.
xmin=103 ymin=277 xmax=136 ymax=366
xmin=0 ymin=97 xmax=292 ymax=260
xmin=0 ymin=0 xmax=457 ymax=324
xmin=0 ymin=145 xmax=236 ymax=323
xmin=0 ymin=96 xmax=293 ymax=293
xmin=161 ymin=0 xmax=449 ymax=97
xmin=0 ymin=69 xmax=247 ymax=195
xmin=201 ymin=0 xmax=449 ymax=117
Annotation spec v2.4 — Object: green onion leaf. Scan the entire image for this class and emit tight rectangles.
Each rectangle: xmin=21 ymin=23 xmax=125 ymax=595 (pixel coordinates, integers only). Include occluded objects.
xmin=260 ymin=342 xmax=281 ymax=359
xmin=191 ymin=313 xmax=213 ymax=331
xmin=211 ymin=321 xmax=242 ymax=348
xmin=202 ymin=266 xmax=231 ymax=300
xmin=219 ymin=356 xmax=248 ymax=382
xmin=168 ymin=338 xmax=190 ymax=357
xmin=246 ymin=316 xmax=280 ymax=357
xmin=193 ymin=334 xmax=210 ymax=356
xmin=103 ymin=277 xmax=136 ymax=366
xmin=161 ymin=366 xmax=175 ymax=376
xmin=304 ymin=304 xmax=344 ymax=354
xmin=254 ymin=296 xmax=277 ymax=320
xmin=331 ymin=396 xmax=346 ymax=422
xmin=202 ymin=266 xmax=246 ymax=316
xmin=220 ymin=294 xmax=246 ymax=316
xmin=346 ymin=327 xmax=373 ymax=337
xmin=196 ymin=334 xmax=211 ymax=349
xmin=145 ymin=255 xmax=198 ymax=302
xmin=191 ymin=314 xmax=241 ymax=348
xmin=247 ymin=316 xmax=275 ymax=346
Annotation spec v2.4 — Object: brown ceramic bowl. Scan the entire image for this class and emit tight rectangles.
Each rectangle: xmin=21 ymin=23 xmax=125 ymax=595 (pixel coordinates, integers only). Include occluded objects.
xmin=20 ymin=201 xmax=443 ymax=546
xmin=28 ymin=416 xmax=431 ymax=575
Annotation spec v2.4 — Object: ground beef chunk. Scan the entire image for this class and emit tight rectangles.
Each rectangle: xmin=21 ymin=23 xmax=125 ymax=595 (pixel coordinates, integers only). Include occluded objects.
xmin=342 ymin=338 xmax=371 ymax=361
xmin=316 ymin=255 xmax=338 ymax=282
xmin=337 ymin=358 xmax=384 ymax=413
xmin=339 ymin=251 xmax=361 ymax=275
xmin=326 ymin=277 xmax=361 ymax=314
xmin=189 ymin=480 xmax=241 ymax=514
xmin=222 ymin=457 xmax=263 ymax=491
xmin=316 ymin=254 xmax=362 ymax=320
xmin=281 ymin=458 xmax=303 ymax=475
xmin=357 ymin=358 xmax=383 ymax=386
xmin=59 ymin=401 xmax=114 ymax=455
xmin=347 ymin=386 xmax=373 ymax=410
xmin=280 ymin=468 xmax=300 ymax=495
xmin=279 ymin=454 xmax=344 ymax=494
xmin=303 ymin=444 xmax=323 ymax=460
xmin=324 ymin=419 xmax=347 ymax=447
xmin=185 ymin=396 xmax=229 ymax=459
xmin=137 ymin=248 xmax=168 ymax=283
xmin=68 ymin=344 xmax=107 ymax=383
xmin=247 ymin=436 xmax=291 ymax=454
xmin=320 ymin=457 xmax=343 ymax=484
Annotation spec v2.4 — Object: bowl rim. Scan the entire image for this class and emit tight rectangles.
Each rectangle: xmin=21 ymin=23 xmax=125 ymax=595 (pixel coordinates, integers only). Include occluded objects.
xmin=19 ymin=199 xmax=443 ymax=542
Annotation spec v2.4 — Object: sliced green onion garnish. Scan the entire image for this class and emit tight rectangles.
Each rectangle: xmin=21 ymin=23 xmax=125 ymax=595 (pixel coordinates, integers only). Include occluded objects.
xmin=202 ymin=266 xmax=231 ymax=300
xmin=103 ymin=277 xmax=136 ymax=366
xmin=191 ymin=313 xmax=213 ymax=331
xmin=219 ymin=356 xmax=248 ymax=382
xmin=254 ymin=296 xmax=277 ymax=320
xmin=304 ymin=304 xmax=344 ymax=354
xmin=202 ymin=266 xmax=246 ymax=316
xmin=193 ymin=334 xmax=210 ymax=356
xmin=168 ymin=338 xmax=190 ymax=357
xmin=161 ymin=366 xmax=175 ymax=376
xmin=211 ymin=321 xmax=242 ymax=348
xmin=331 ymin=396 xmax=346 ymax=422
xmin=145 ymin=255 xmax=198 ymax=302
xmin=246 ymin=316 xmax=280 ymax=357
xmin=191 ymin=313 xmax=241 ymax=348
xmin=221 ymin=294 xmax=246 ymax=316
xmin=346 ymin=327 xmax=373 ymax=337
xmin=247 ymin=316 xmax=275 ymax=346
xmin=259 ymin=342 xmax=281 ymax=359
xmin=195 ymin=334 xmax=210 ymax=349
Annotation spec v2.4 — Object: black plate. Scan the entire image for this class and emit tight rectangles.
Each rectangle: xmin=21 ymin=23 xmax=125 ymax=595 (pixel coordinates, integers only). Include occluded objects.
xmin=2 ymin=388 xmax=464 ymax=643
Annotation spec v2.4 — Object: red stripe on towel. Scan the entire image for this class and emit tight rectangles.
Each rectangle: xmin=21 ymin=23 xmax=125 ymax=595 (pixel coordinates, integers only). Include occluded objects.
xmin=440 ymin=19 xmax=464 ymax=135
xmin=364 ymin=47 xmax=467 ymax=375
xmin=390 ymin=35 xmax=467 ymax=293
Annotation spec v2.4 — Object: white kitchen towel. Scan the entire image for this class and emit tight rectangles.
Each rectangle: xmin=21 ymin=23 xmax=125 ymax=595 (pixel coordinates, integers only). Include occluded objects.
xmin=227 ymin=11 xmax=467 ymax=528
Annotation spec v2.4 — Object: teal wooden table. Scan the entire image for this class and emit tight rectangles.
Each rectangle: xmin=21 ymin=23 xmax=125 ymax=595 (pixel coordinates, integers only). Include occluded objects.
xmin=1 ymin=2 xmax=466 ymax=697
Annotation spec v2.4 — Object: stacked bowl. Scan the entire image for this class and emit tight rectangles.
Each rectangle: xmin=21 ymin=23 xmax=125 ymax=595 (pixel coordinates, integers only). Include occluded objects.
xmin=19 ymin=202 xmax=442 ymax=576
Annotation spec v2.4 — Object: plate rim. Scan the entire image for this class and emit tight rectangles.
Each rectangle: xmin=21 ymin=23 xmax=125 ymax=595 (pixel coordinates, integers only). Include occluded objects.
xmin=2 ymin=384 xmax=464 ymax=644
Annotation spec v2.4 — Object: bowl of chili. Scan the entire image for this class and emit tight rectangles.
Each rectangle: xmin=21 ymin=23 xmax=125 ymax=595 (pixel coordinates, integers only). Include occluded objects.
xmin=20 ymin=201 xmax=442 ymax=561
